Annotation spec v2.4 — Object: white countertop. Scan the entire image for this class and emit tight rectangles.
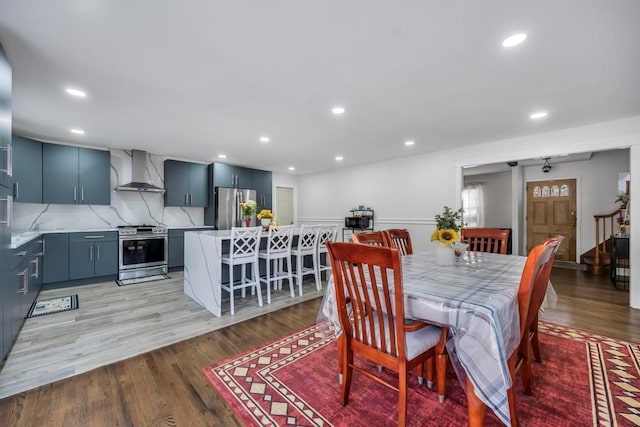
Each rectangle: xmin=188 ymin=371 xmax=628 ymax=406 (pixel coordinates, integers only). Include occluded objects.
xmin=11 ymin=225 xmax=215 ymax=249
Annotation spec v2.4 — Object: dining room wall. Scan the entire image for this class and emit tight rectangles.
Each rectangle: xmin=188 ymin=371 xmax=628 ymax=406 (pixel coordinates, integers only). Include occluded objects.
xmin=296 ymin=115 xmax=640 ymax=306
xmin=297 ymin=148 xmax=458 ymax=251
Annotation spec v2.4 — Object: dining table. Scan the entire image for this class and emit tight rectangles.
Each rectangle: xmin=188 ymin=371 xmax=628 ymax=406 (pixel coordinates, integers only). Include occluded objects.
xmin=318 ymin=247 xmax=554 ymax=426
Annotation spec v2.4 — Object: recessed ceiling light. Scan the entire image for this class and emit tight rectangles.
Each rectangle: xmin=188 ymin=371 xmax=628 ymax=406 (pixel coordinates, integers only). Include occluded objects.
xmin=218 ymin=154 xmax=227 ymax=159
xmin=404 ymin=140 xmax=415 ymax=146
xmin=335 ymin=156 xmax=344 ymax=161
xmin=332 ymin=106 xmax=345 ymax=115
xmin=70 ymin=128 xmax=85 ymax=135
xmin=65 ymin=88 xmax=87 ymax=98
xmin=502 ymin=33 xmax=527 ymax=48
xmin=288 ymin=166 xmax=295 ymax=171
xmin=259 ymin=136 xmax=270 ymax=143
xmin=530 ymin=111 xmax=548 ymax=120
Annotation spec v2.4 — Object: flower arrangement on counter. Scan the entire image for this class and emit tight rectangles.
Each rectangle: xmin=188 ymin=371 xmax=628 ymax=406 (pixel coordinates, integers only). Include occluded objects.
xmin=430 ymin=206 xmax=464 ymax=247
xmin=240 ymin=200 xmax=257 ymax=218
xmin=257 ymin=209 xmax=274 ymax=220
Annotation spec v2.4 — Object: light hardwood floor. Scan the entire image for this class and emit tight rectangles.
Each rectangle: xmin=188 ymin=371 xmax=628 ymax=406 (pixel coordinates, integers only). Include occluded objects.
xmin=0 ymin=267 xmax=639 ymax=426
xmin=0 ymin=271 xmax=324 ymax=399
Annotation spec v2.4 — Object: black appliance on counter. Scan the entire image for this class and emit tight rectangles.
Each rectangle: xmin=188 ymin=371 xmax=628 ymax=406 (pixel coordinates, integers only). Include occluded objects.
xmin=118 ymin=225 xmax=168 ymax=281
xmin=343 ymin=208 xmax=374 ymax=241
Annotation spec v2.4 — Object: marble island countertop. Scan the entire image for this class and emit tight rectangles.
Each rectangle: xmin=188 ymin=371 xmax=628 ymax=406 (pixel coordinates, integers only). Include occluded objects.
xmin=11 ymin=225 xmax=216 ymax=249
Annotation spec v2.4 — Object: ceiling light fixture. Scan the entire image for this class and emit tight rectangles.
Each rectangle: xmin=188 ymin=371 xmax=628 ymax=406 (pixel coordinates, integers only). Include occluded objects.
xmin=530 ymin=111 xmax=548 ymax=120
xmin=404 ymin=140 xmax=415 ymax=146
xmin=502 ymin=33 xmax=527 ymax=48
xmin=70 ymin=128 xmax=85 ymax=135
xmin=335 ymin=156 xmax=344 ymax=161
xmin=332 ymin=106 xmax=345 ymax=115
xmin=259 ymin=136 xmax=270 ymax=143
xmin=65 ymin=88 xmax=87 ymax=98
xmin=288 ymin=166 xmax=295 ymax=171
xmin=218 ymin=154 xmax=227 ymax=159
xmin=542 ymin=158 xmax=552 ymax=173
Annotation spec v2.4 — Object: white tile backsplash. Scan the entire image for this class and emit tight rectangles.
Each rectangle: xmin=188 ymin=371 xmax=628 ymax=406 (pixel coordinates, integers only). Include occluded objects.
xmin=13 ymin=149 xmax=204 ymax=231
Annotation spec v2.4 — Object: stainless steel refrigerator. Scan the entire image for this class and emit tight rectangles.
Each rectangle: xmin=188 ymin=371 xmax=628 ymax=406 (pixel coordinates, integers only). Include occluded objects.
xmin=214 ymin=187 xmax=257 ymax=229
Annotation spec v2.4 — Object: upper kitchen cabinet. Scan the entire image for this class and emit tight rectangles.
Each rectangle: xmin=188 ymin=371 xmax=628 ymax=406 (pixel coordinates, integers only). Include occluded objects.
xmin=212 ymin=163 xmax=252 ymax=189
xmin=251 ymin=169 xmax=272 ymax=210
xmin=0 ymin=44 xmax=11 ymax=190
xmin=12 ymin=135 xmax=42 ymax=203
xmin=164 ymin=159 xmax=208 ymax=207
xmin=42 ymin=143 xmax=110 ymax=205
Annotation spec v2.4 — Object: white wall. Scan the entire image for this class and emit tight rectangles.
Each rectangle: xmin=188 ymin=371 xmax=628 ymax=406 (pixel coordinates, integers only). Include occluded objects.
xmin=298 ymin=150 xmax=458 ymax=251
xmin=297 ymin=115 xmax=640 ymax=306
xmin=464 ymin=172 xmax=512 ymax=228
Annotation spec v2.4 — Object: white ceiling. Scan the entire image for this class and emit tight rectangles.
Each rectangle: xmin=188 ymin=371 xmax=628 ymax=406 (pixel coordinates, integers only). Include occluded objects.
xmin=0 ymin=1 xmax=639 ymax=175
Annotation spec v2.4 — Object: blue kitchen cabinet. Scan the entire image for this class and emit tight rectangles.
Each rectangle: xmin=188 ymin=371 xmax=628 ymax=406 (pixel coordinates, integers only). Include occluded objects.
xmin=11 ymin=135 xmax=43 ymax=203
xmin=42 ymin=143 xmax=110 ymax=205
xmin=212 ymin=163 xmax=252 ymax=189
xmin=42 ymin=233 xmax=70 ymax=284
xmin=211 ymin=163 xmax=234 ymax=188
xmin=251 ymin=169 xmax=272 ymax=210
xmin=164 ymin=160 xmax=208 ymax=207
xmin=69 ymin=232 xmax=117 ymax=280
xmin=164 ymin=160 xmax=190 ymax=206
xmin=78 ymin=147 xmax=111 ymax=205
xmin=1 ymin=186 xmax=11 ymax=362
xmin=168 ymin=234 xmax=184 ymax=268
xmin=1 ymin=42 xmax=12 ymax=362
xmin=0 ymin=43 xmax=11 ymax=190
xmin=94 ymin=239 xmax=117 ymax=277
xmin=168 ymin=228 xmax=213 ymax=268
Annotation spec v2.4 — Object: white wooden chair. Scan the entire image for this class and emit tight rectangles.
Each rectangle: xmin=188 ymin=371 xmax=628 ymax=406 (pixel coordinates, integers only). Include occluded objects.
xmin=291 ymin=224 xmax=321 ymax=295
xmin=316 ymin=224 xmax=338 ymax=284
xmin=220 ymin=226 xmax=263 ymax=316
xmin=259 ymin=224 xmax=295 ymax=304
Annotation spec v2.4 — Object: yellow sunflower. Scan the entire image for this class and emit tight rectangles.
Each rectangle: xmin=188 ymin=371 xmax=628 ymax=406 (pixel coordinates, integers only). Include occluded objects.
xmin=437 ymin=229 xmax=458 ymax=246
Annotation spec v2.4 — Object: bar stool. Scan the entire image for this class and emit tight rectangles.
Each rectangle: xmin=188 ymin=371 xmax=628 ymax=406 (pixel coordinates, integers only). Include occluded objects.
xmin=220 ymin=226 xmax=262 ymax=316
xmin=259 ymin=224 xmax=295 ymax=304
xmin=291 ymin=224 xmax=321 ymax=295
xmin=316 ymin=224 xmax=338 ymax=284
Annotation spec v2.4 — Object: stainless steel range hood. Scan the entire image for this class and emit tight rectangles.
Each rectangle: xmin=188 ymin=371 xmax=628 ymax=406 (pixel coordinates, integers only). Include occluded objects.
xmin=115 ymin=149 xmax=165 ymax=193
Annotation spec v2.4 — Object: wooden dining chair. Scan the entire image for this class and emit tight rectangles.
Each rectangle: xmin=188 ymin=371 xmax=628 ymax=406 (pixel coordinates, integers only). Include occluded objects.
xmin=383 ymin=229 xmax=413 ymax=255
xmin=460 ymin=227 xmax=510 ymax=254
xmin=527 ymin=235 xmax=566 ymax=366
xmin=326 ymin=242 xmax=448 ymax=427
xmin=465 ymin=243 xmax=555 ymax=427
xmin=350 ymin=230 xmax=390 ymax=247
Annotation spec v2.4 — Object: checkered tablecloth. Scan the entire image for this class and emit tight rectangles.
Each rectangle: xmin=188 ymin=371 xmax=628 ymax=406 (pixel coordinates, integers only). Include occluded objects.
xmin=318 ymin=249 xmax=535 ymax=426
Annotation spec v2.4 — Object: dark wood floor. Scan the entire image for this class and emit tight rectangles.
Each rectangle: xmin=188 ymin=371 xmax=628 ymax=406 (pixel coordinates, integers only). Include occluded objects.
xmin=1 ymin=268 xmax=638 ymax=426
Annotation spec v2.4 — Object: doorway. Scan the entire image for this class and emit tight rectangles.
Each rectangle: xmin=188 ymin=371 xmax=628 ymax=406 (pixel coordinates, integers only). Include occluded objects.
xmin=526 ymin=178 xmax=577 ymax=261
xmin=276 ymin=187 xmax=294 ymax=225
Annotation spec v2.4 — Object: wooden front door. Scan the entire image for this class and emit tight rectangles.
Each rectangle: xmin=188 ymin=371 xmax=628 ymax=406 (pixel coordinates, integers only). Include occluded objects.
xmin=526 ymin=179 xmax=577 ymax=261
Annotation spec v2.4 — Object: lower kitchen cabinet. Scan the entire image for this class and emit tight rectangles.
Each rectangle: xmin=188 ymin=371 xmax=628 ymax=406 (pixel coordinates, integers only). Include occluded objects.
xmin=3 ymin=238 xmax=44 ymax=362
xmin=69 ymin=232 xmax=117 ymax=280
xmin=43 ymin=233 xmax=69 ymax=284
xmin=168 ymin=228 xmax=213 ymax=268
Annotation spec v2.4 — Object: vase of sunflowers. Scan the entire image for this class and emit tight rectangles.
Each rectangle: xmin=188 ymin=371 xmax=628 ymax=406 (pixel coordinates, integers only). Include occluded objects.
xmin=431 ymin=206 xmax=464 ymax=266
xmin=257 ymin=209 xmax=275 ymax=229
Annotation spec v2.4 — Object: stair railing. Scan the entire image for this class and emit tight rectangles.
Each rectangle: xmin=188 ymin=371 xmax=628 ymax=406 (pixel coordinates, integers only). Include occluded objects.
xmin=593 ymin=209 xmax=622 ymax=265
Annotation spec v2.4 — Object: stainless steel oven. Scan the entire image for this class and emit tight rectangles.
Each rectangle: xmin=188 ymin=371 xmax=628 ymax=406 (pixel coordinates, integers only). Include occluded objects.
xmin=118 ymin=225 xmax=168 ymax=280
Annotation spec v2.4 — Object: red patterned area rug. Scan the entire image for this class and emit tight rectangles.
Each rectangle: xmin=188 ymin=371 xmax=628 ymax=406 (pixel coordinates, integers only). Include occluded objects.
xmin=202 ymin=322 xmax=640 ymax=426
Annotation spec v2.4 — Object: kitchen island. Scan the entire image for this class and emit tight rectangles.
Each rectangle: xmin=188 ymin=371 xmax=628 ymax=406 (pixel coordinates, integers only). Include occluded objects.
xmin=184 ymin=230 xmax=234 ymax=317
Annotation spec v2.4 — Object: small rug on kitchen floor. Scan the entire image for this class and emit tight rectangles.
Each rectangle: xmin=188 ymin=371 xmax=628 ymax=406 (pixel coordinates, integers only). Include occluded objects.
xmin=27 ymin=295 xmax=78 ymax=318
xmin=116 ymin=273 xmax=171 ymax=287
xmin=203 ymin=321 xmax=640 ymax=426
